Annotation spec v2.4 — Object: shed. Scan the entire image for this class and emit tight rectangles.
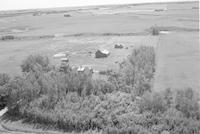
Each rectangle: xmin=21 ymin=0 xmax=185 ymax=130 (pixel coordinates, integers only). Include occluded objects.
xmin=53 ymin=53 xmax=66 ymax=58
xmin=114 ymin=44 xmax=123 ymax=49
xmin=95 ymin=49 xmax=110 ymax=58
xmin=61 ymin=58 xmax=69 ymax=63
xmin=64 ymin=14 xmax=71 ymax=17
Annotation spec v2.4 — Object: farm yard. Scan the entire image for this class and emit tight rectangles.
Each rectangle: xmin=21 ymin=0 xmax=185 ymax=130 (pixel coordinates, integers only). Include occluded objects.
xmin=0 ymin=35 xmax=158 ymax=76
xmin=0 ymin=1 xmax=199 ymax=134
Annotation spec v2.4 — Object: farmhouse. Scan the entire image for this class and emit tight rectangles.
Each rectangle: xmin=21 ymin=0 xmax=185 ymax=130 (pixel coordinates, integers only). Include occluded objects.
xmin=61 ymin=58 xmax=69 ymax=63
xmin=95 ymin=49 xmax=110 ymax=58
xmin=77 ymin=66 xmax=85 ymax=72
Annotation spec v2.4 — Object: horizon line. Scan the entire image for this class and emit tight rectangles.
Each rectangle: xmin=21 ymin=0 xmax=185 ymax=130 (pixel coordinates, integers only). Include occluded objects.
xmin=0 ymin=0 xmax=198 ymax=12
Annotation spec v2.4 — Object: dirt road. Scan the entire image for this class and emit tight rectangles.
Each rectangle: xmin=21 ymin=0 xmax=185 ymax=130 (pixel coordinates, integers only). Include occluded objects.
xmin=0 ymin=118 xmax=66 ymax=134
xmin=0 ymin=124 xmax=67 ymax=134
xmin=0 ymin=125 xmax=35 ymax=134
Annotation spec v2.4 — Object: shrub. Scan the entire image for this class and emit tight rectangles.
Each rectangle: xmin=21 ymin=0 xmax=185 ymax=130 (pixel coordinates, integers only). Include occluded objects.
xmin=151 ymin=26 xmax=159 ymax=35
xmin=5 ymin=50 xmax=200 ymax=133
xmin=99 ymin=69 xmax=113 ymax=75
xmin=174 ymin=88 xmax=200 ymax=119
xmin=5 ymin=47 xmax=156 ymax=131
xmin=162 ymin=111 xmax=200 ymax=134
xmin=93 ymin=79 xmax=116 ymax=95
xmin=0 ymin=73 xmax=10 ymax=110
xmin=64 ymin=14 xmax=71 ymax=17
xmin=105 ymin=126 xmax=150 ymax=134
xmin=21 ymin=55 xmax=50 ymax=73
xmin=159 ymin=88 xmax=200 ymax=133
xmin=108 ymin=46 xmax=155 ymax=96
xmin=139 ymin=92 xmax=167 ymax=114
xmin=1 ymin=35 xmax=15 ymax=41
xmin=0 ymin=73 xmax=10 ymax=86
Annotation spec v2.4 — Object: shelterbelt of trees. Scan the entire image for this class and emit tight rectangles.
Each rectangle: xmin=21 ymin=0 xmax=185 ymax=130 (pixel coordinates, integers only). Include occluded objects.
xmin=0 ymin=46 xmax=199 ymax=134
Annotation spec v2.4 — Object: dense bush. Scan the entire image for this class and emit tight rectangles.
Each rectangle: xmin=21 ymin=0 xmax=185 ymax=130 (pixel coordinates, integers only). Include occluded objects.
xmin=11 ymin=91 xmax=136 ymax=131
xmin=151 ymin=26 xmax=160 ymax=35
xmin=174 ymin=88 xmax=200 ymax=119
xmin=0 ymin=73 xmax=10 ymax=110
xmin=104 ymin=89 xmax=200 ymax=134
xmin=108 ymin=46 xmax=155 ymax=96
xmin=99 ymin=69 xmax=113 ymax=75
xmin=1 ymin=35 xmax=15 ymax=41
xmin=21 ymin=55 xmax=51 ymax=73
xmin=161 ymin=108 xmax=200 ymax=134
xmin=0 ymin=73 xmax=10 ymax=86
xmin=2 ymin=46 xmax=200 ymax=133
xmin=139 ymin=92 xmax=167 ymax=114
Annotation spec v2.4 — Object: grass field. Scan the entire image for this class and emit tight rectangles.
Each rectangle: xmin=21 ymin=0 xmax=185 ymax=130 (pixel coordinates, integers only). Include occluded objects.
xmin=154 ymin=32 xmax=200 ymax=94
xmin=0 ymin=2 xmax=198 ymax=77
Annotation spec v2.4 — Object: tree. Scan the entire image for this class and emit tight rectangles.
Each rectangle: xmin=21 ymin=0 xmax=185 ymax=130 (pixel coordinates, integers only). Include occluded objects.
xmin=21 ymin=55 xmax=50 ymax=73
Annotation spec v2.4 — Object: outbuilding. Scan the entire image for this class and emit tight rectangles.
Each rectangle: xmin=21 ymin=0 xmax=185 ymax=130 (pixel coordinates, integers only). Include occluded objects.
xmin=95 ymin=49 xmax=110 ymax=58
xmin=114 ymin=44 xmax=123 ymax=49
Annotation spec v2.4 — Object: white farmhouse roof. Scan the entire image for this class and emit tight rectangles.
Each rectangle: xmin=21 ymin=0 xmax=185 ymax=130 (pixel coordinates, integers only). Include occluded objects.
xmin=61 ymin=58 xmax=69 ymax=62
xmin=77 ymin=66 xmax=85 ymax=72
xmin=159 ymin=31 xmax=171 ymax=34
xmin=53 ymin=53 xmax=66 ymax=58
xmin=101 ymin=49 xmax=110 ymax=55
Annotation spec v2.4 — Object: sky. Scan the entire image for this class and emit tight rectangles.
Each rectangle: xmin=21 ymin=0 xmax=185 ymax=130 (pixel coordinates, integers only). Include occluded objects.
xmin=0 ymin=0 xmax=197 ymax=11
